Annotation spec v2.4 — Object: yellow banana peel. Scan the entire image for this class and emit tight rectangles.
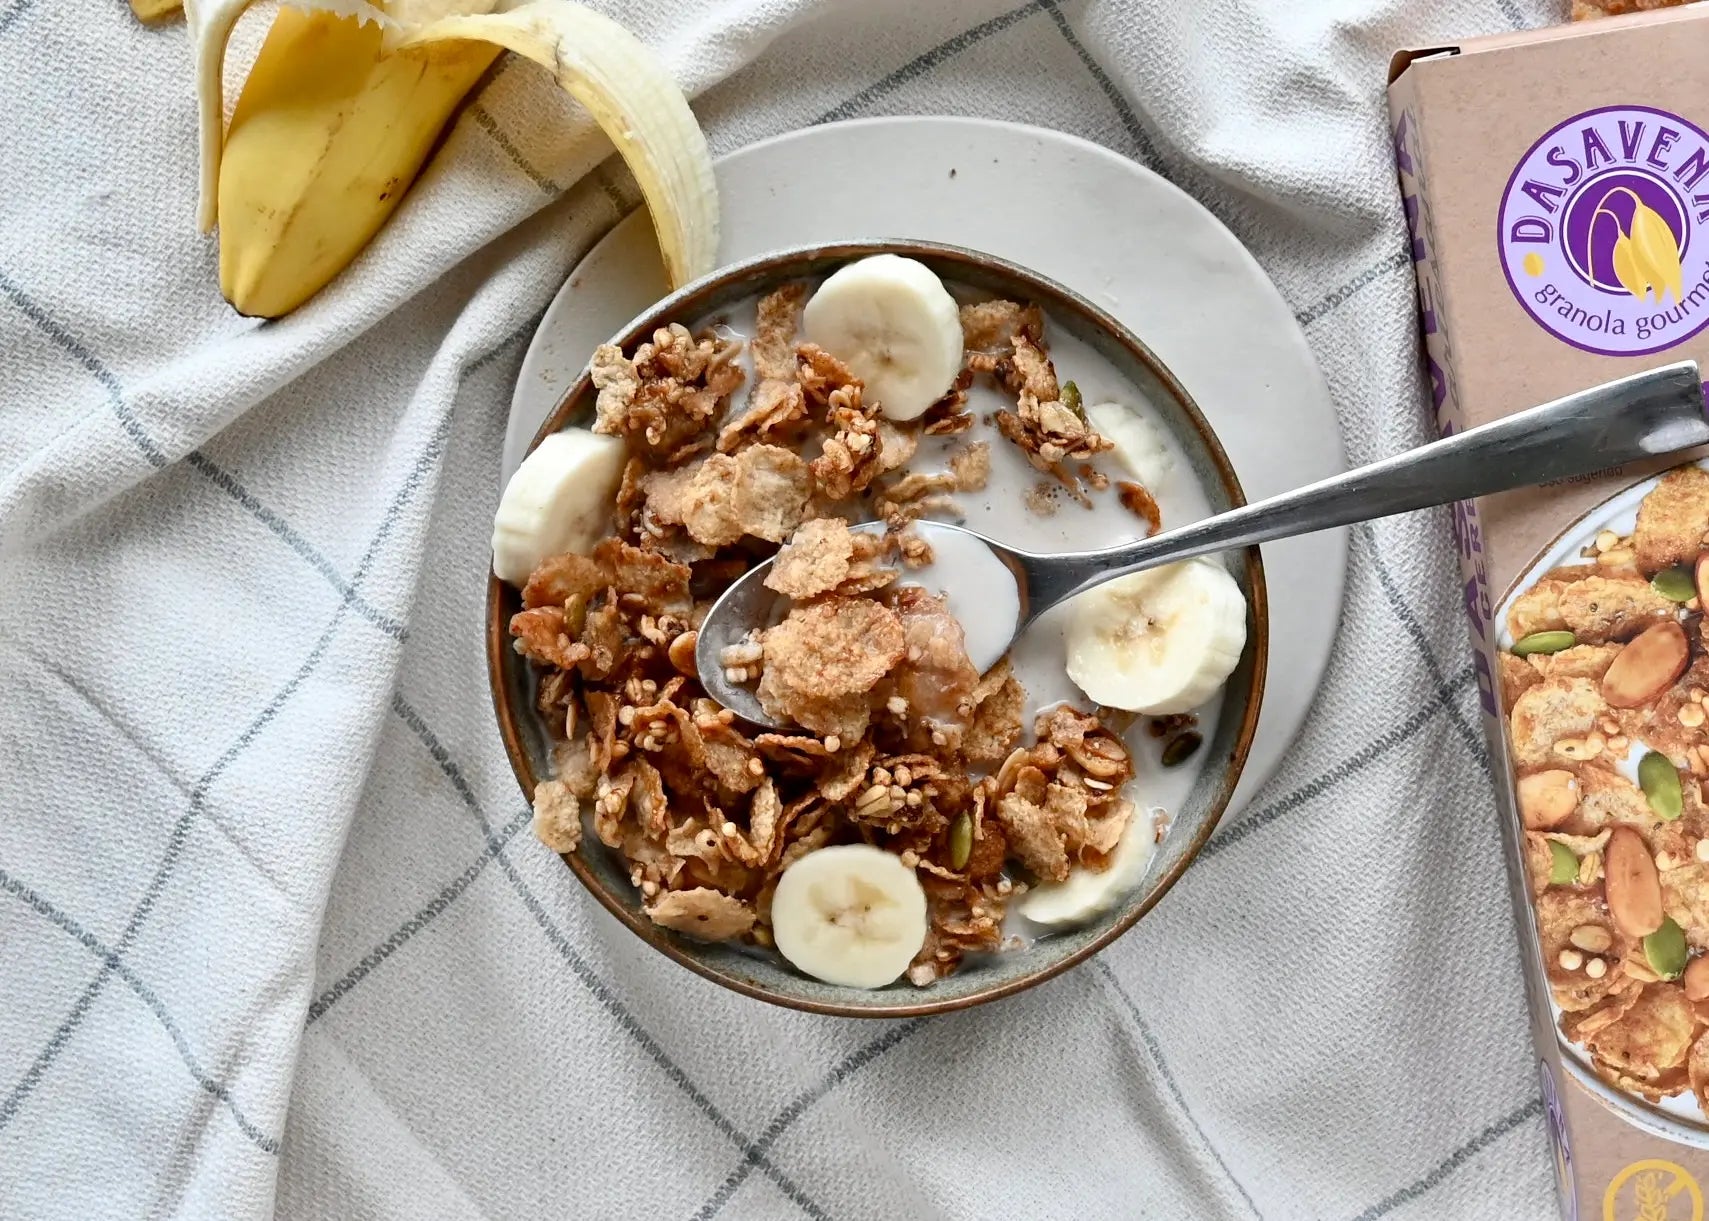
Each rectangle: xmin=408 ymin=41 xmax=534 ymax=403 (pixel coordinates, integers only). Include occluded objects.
xmin=129 ymin=0 xmax=183 ymax=25
xmin=183 ymin=0 xmax=717 ymax=317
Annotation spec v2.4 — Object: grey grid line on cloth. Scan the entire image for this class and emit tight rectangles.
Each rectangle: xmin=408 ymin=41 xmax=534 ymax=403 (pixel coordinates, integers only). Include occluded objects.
xmin=0 ymin=870 xmax=278 ymax=1152
xmin=0 ymin=0 xmax=1575 ymax=1216
xmin=0 ymin=280 xmax=476 ymax=1140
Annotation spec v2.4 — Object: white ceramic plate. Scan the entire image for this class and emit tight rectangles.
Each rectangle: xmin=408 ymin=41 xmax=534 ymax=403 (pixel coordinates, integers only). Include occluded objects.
xmin=1498 ymin=464 xmax=1709 ymax=1147
xmin=505 ymin=116 xmax=1349 ymax=814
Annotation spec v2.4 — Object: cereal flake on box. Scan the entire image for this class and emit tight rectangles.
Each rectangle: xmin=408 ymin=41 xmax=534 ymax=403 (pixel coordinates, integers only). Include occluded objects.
xmin=1634 ymin=465 xmax=1709 ymax=573
xmin=1583 ymin=985 xmax=1695 ymax=1098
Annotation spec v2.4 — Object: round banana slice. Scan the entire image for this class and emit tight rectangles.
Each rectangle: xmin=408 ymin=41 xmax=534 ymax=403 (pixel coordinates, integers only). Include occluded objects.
xmin=802 ymin=255 xmax=963 ymax=421
xmin=1018 ymin=804 xmax=1157 ymax=927
xmin=491 ymin=429 xmax=625 ymax=585
xmin=1086 ymin=400 xmax=1174 ymax=495
xmin=1064 ymin=558 xmax=1247 ymax=714
xmin=769 ymin=844 xmax=928 ymax=989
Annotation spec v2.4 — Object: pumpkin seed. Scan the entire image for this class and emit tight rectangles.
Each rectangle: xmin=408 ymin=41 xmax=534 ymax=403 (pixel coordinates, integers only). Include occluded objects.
xmin=1645 ymin=917 xmax=1689 ymax=980
xmin=1653 ymin=567 xmax=1697 ymax=602
xmin=948 ymin=811 xmax=973 ymax=871
xmin=563 ymin=592 xmax=589 ymax=638
xmin=1061 ymin=380 xmax=1083 ymax=419
xmin=1513 ymin=630 xmax=1576 ymax=656
xmin=1639 ymin=750 xmax=1684 ymax=821
xmin=1161 ymin=732 xmax=1202 ymax=768
xmin=1548 ymin=841 xmax=1579 ymax=886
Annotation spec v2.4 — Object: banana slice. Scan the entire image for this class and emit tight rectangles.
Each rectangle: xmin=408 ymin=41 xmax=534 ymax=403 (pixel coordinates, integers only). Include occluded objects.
xmin=801 ymin=255 xmax=963 ymax=421
xmin=769 ymin=844 xmax=928 ymax=989
xmin=1086 ymin=400 xmax=1174 ymax=495
xmin=491 ymin=429 xmax=625 ymax=585
xmin=1065 ymin=558 xmax=1247 ymax=714
xmin=1018 ymin=804 xmax=1157 ymax=927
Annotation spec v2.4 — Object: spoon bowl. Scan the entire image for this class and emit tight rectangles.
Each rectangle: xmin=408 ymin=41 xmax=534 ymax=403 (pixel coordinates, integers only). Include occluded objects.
xmin=695 ymin=520 xmax=1026 ymax=728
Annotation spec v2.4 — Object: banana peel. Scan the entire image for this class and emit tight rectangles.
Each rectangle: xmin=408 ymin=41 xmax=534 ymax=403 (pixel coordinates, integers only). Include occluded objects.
xmin=183 ymin=0 xmax=717 ymax=317
xmin=129 ymin=0 xmax=184 ymax=25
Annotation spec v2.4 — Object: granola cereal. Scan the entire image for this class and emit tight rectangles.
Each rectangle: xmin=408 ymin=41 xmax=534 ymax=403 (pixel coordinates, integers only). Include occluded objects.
xmin=499 ymin=262 xmax=1204 ymax=989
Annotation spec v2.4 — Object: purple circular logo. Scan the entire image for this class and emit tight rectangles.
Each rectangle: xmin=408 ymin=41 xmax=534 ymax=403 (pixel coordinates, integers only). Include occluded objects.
xmin=1499 ymin=105 xmax=1709 ymax=357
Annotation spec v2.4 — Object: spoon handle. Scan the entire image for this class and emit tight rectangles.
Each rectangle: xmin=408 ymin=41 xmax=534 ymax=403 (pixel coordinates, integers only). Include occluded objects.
xmin=1022 ymin=361 xmax=1708 ymax=616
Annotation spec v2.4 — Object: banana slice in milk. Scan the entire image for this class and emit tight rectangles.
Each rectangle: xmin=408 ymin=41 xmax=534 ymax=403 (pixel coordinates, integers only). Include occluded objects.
xmin=1019 ymin=804 xmax=1157 ymax=927
xmin=770 ymin=844 xmax=928 ymax=989
xmin=802 ymin=254 xmax=964 ymax=421
xmin=1086 ymin=400 xmax=1174 ymax=495
xmin=491 ymin=429 xmax=626 ymax=585
xmin=1064 ymin=558 xmax=1247 ymax=714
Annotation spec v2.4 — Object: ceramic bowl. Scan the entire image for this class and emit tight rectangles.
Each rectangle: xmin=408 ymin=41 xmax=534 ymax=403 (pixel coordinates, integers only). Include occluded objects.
xmin=487 ymin=239 xmax=1268 ymax=1016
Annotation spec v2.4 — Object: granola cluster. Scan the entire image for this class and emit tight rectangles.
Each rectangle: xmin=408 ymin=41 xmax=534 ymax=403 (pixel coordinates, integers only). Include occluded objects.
xmin=962 ymin=299 xmax=1114 ymax=505
xmin=1502 ymin=466 xmax=1709 ymax=1107
xmin=514 ymin=283 xmax=1145 ymax=985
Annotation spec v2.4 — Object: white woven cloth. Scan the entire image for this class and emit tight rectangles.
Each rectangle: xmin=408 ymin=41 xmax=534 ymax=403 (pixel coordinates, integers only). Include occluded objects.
xmin=0 ymin=0 xmax=1573 ymax=1216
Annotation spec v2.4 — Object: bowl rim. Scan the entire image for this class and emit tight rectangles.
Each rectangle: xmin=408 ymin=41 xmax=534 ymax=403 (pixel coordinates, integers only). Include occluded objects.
xmin=485 ymin=238 xmax=1269 ymax=1017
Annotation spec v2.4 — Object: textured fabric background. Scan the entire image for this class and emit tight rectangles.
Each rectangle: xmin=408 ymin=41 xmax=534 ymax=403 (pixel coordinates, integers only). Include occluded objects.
xmin=0 ymin=0 xmax=1575 ymax=1217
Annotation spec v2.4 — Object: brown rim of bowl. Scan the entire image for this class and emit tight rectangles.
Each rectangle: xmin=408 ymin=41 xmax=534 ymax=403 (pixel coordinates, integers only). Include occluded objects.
xmin=486 ymin=239 xmax=1269 ymax=1017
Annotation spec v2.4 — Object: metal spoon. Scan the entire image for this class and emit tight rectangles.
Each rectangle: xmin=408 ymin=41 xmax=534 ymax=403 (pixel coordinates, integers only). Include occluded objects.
xmin=696 ymin=361 xmax=1709 ymax=729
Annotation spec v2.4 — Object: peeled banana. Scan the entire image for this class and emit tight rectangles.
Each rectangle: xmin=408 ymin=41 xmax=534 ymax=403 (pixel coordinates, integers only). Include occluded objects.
xmin=183 ymin=0 xmax=718 ymax=317
xmin=216 ymin=9 xmax=500 ymax=317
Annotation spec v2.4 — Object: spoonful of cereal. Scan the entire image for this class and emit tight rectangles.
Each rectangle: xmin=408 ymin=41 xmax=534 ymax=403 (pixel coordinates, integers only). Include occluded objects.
xmin=698 ymin=361 xmax=1709 ymax=730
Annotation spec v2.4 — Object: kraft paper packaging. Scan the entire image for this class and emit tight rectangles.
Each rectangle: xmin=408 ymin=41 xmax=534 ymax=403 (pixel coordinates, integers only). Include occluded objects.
xmin=1390 ymin=7 xmax=1709 ymax=1219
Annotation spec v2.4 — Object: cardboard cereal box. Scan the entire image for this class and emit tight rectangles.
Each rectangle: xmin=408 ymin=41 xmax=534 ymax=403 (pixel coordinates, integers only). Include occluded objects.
xmin=1390 ymin=8 xmax=1709 ymax=1219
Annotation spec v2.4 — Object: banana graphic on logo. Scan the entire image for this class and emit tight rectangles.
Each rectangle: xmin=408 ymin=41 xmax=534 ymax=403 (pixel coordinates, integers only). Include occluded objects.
xmin=1597 ymin=189 xmax=1686 ymax=304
